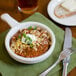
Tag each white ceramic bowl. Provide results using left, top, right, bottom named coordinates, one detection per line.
left=1, top=13, right=56, bottom=64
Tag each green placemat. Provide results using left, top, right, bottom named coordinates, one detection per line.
left=0, top=12, right=76, bottom=76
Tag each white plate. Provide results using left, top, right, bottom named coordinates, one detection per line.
left=47, top=0, right=76, bottom=26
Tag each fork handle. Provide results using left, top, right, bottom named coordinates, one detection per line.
left=39, top=60, right=60, bottom=76
left=62, top=63, right=68, bottom=76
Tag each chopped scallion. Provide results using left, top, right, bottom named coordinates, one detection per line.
left=18, top=34, right=21, bottom=39
left=26, top=40, right=32, bottom=45
left=23, top=33, right=26, bottom=38
left=26, top=36, right=32, bottom=41
left=33, top=26, right=37, bottom=30
left=28, top=26, right=32, bottom=30
left=30, top=44, right=33, bottom=48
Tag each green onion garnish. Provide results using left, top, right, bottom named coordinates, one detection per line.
left=18, top=34, right=21, bottom=39
left=26, top=36, right=32, bottom=41
left=28, top=26, right=32, bottom=30
left=26, top=40, right=32, bottom=45
left=30, top=43, right=33, bottom=48
left=23, top=33, right=26, bottom=38
left=33, top=26, right=37, bottom=30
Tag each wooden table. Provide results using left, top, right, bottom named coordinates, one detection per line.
left=0, top=0, right=76, bottom=76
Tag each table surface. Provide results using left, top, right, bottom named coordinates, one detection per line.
left=0, top=0, right=76, bottom=76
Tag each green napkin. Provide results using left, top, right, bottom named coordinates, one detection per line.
left=0, top=13, right=76, bottom=76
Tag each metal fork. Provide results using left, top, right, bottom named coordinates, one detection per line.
left=39, top=48, right=76, bottom=76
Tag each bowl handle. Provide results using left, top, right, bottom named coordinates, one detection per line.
left=0, top=13, right=20, bottom=28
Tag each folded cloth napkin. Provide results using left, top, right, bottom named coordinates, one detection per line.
left=0, top=12, right=76, bottom=76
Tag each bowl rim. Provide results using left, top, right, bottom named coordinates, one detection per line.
left=5, top=21, right=56, bottom=62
